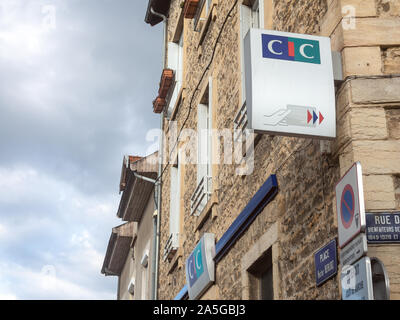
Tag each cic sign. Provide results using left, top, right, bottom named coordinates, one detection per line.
left=262, top=34, right=321, bottom=64
left=185, top=233, right=215, bottom=300
left=244, top=29, right=335, bottom=139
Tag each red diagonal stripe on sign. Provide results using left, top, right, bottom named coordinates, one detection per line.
left=343, top=197, right=352, bottom=214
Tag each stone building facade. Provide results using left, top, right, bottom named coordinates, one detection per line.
left=144, top=0, right=400, bottom=300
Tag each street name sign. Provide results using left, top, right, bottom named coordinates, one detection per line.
left=366, top=212, right=400, bottom=243
left=314, top=239, right=338, bottom=286
left=340, top=233, right=368, bottom=267
left=244, top=28, right=335, bottom=139
left=335, top=162, right=366, bottom=248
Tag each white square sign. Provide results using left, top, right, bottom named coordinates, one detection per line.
left=335, top=162, right=366, bottom=248
left=244, top=28, right=336, bottom=139
left=341, top=256, right=373, bottom=300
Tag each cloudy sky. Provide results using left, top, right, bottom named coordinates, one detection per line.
left=0, top=0, right=162, bottom=299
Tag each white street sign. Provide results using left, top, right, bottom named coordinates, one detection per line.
left=340, top=233, right=368, bottom=267
left=244, top=28, right=336, bottom=139
left=341, top=256, right=373, bottom=300
left=335, top=162, right=366, bottom=248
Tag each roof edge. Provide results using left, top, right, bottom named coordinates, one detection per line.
left=144, top=0, right=172, bottom=26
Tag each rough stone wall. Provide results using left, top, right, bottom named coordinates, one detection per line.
left=273, top=0, right=328, bottom=34
left=377, top=0, right=400, bottom=16
left=156, top=0, right=400, bottom=300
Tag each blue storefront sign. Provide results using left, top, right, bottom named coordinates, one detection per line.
left=314, top=239, right=338, bottom=286
left=187, top=242, right=204, bottom=287
left=185, top=233, right=215, bottom=300
left=366, top=212, right=400, bottom=243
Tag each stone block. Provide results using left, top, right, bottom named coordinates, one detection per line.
left=336, top=82, right=351, bottom=119
left=321, top=0, right=343, bottom=37
left=386, top=108, right=400, bottom=140
left=329, top=18, right=345, bottom=51
left=321, top=0, right=377, bottom=37
left=383, top=47, right=400, bottom=74
left=350, top=107, right=388, bottom=140
left=363, top=174, right=396, bottom=210
left=338, top=141, right=355, bottom=176
left=342, top=17, right=400, bottom=47
left=334, top=109, right=351, bottom=153
left=377, top=0, right=400, bottom=17
left=341, top=0, right=377, bottom=17
left=395, top=175, right=400, bottom=209
left=351, top=77, right=400, bottom=104
left=342, top=46, right=383, bottom=77
left=352, top=140, right=400, bottom=174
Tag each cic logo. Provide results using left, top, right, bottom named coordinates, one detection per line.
left=262, top=34, right=321, bottom=64
left=187, top=242, right=204, bottom=286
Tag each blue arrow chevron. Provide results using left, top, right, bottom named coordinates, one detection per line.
left=313, top=111, right=318, bottom=124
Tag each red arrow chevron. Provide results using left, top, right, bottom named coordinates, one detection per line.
left=307, top=110, right=312, bottom=124
left=319, top=112, right=324, bottom=124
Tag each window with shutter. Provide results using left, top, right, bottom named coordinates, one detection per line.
left=167, top=33, right=184, bottom=116
left=191, top=78, right=213, bottom=216
left=169, top=154, right=181, bottom=241
left=240, top=0, right=264, bottom=106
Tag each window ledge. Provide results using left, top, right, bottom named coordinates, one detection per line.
left=170, top=86, right=186, bottom=122
left=172, top=7, right=184, bottom=43
left=195, top=191, right=219, bottom=232
left=167, top=247, right=183, bottom=274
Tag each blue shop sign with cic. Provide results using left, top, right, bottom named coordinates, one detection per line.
left=185, top=233, right=215, bottom=300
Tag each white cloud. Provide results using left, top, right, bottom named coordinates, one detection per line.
left=0, top=165, right=119, bottom=299
left=0, top=293, right=17, bottom=300
left=0, top=223, right=6, bottom=238
left=0, top=0, right=161, bottom=300
left=0, top=262, right=113, bottom=300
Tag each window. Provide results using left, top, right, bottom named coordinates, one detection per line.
left=141, top=240, right=150, bottom=299
left=194, top=0, right=213, bottom=31
left=206, top=0, right=212, bottom=13
left=240, top=0, right=264, bottom=105
left=197, top=77, right=212, bottom=185
left=169, top=152, right=181, bottom=246
left=163, top=150, right=182, bottom=261
left=241, top=223, right=278, bottom=299
left=141, top=265, right=148, bottom=300
left=128, top=278, right=135, bottom=296
left=167, top=32, right=184, bottom=116
left=247, top=248, right=273, bottom=300
left=191, top=78, right=213, bottom=216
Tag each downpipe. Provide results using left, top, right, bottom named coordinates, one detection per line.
left=149, top=6, right=167, bottom=301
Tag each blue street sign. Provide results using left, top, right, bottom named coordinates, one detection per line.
left=315, top=239, right=338, bottom=286
left=366, top=212, right=400, bottom=243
